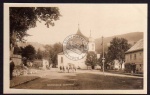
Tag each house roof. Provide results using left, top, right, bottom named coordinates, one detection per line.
left=126, top=39, right=143, bottom=53
left=58, top=52, right=64, bottom=55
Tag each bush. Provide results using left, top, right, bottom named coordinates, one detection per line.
left=13, top=65, right=26, bottom=76
left=12, top=64, right=38, bottom=76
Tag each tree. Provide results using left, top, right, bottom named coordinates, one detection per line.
left=35, top=48, right=43, bottom=59
left=10, top=7, right=61, bottom=56
left=97, top=52, right=110, bottom=70
left=85, top=51, right=97, bottom=69
left=43, top=42, right=63, bottom=67
left=13, top=46, right=22, bottom=55
left=21, top=45, right=36, bottom=60
left=107, top=37, right=131, bottom=69
left=50, top=43, right=63, bottom=67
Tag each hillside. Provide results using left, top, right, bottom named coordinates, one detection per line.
left=17, top=42, right=45, bottom=51
left=17, top=32, right=143, bottom=53
left=95, top=32, right=143, bottom=53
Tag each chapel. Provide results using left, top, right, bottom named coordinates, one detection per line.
left=57, top=25, right=98, bottom=69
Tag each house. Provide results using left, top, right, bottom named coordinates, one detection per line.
left=42, top=59, right=49, bottom=69
left=113, top=59, right=125, bottom=70
left=125, top=39, right=143, bottom=73
left=33, top=59, right=50, bottom=69
left=57, top=25, right=100, bottom=69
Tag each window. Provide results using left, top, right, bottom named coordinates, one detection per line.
left=130, top=54, right=132, bottom=60
left=139, top=64, right=142, bottom=71
left=134, top=54, right=136, bottom=60
left=139, top=53, right=141, bottom=56
left=61, top=57, right=63, bottom=63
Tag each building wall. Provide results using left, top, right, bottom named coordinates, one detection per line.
left=33, top=59, right=43, bottom=67
left=88, top=42, right=95, bottom=52
left=42, top=59, right=49, bottom=69
left=125, top=50, right=143, bottom=64
left=58, top=54, right=87, bottom=69
left=113, top=60, right=125, bottom=70
left=125, top=50, right=143, bottom=73
left=11, top=54, right=22, bottom=66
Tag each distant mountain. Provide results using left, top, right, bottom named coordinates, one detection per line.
left=17, top=32, right=143, bottom=53
left=17, top=42, right=45, bottom=51
left=95, top=32, right=143, bottom=53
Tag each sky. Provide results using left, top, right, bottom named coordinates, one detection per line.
left=25, top=4, right=147, bottom=45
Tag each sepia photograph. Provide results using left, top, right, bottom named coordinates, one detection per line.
left=4, top=3, right=147, bottom=94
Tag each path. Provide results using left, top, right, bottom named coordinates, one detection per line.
left=25, top=68, right=143, bottom=79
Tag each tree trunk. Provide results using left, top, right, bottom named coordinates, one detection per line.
left=10, top=43, right=14, bottom=57
left=10, top=31, right=17, bottom=57
left=120, top=63, right=122, bottom=70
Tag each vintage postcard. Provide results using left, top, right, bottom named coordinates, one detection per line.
left=4, top=3, right=147, bottom=94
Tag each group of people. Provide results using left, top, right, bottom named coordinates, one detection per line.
left=59, top=64, right=76, bottom=73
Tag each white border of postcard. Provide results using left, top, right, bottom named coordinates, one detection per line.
left=3, top=3, right=147, bottom=94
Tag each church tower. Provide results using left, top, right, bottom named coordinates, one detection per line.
left=88, top=30, right=95, bottom=52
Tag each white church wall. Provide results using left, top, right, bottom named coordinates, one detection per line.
left=58, top=55, right=64, bottom=68
left=58, top=54, right=87, bottom=69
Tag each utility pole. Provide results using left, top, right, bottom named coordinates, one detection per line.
left=102, top=36, right=105, bottom=75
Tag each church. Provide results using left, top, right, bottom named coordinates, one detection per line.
left=57, top=26, right=100, bottom=69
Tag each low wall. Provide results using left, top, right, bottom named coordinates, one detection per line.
left=11, top=55, right=22, bottom=66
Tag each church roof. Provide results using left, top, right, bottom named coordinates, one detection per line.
left=126, top=39, right=143, bottom=53
left=76, top=27, right=89, bottom=41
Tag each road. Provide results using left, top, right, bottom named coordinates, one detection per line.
left=13, top=68, right=143, bottom=90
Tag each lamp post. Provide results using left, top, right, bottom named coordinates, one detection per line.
left=102, top=36, right=105, bottom=75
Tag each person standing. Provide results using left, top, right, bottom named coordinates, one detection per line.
left=10, top=58, right=15, bottom=80
left=60, top=66, right=62, bottom=72
left=62, top=66, right=65, bottom=72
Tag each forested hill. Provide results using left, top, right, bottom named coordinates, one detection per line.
left=17, top=42, right=45, bottom=51
left=95, top=32, right=143, bottom=53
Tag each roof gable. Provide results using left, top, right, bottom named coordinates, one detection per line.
left=126, top=39, right=143, bottom=53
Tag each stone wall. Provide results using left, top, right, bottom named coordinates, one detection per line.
left=11, top=54, right=22, bottom=66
